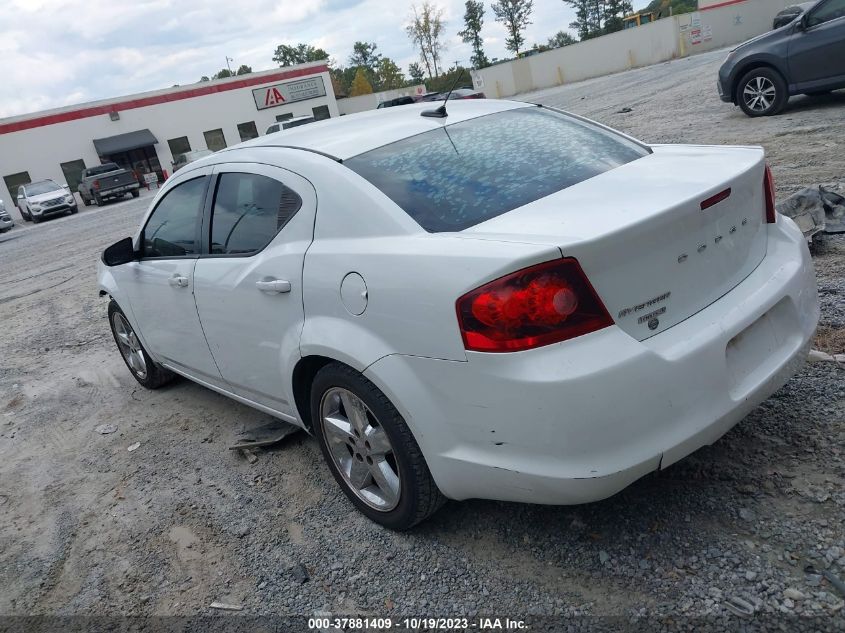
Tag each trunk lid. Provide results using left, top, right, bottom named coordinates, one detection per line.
left=462, top=145, right=769, bottom=341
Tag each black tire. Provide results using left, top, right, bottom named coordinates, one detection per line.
left=131, top=189, right=140, bottom=198
left=32, top=215, right=41, bottom=224
left=737, top=67, right=788, bottom=117
left=94, top=193, right=103, bottom=207
left=311, top=362, right=445, bottom=530
left=107, top=300, right=175, bottom=389
left=82, top=195, right=91, bottom=207
left=70, top=206, right=78, bottom=215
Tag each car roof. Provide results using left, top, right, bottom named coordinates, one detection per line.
left=230, top=99, right=530, bottom=161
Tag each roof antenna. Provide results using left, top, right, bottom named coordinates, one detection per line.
left=421, top=68, right=466, bottom=119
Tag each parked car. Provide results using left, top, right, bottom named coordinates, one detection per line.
left=377, top=96, right=416, bottom=109
left=421, top=88, right=486, bottom=102
left=0, top=199, right=13, bottom=232
left=16, top=180, right=77, bottom=223
left=99, top=100, right=819, bottom=529
left=78, top=163, right=141, bottom=206
left=266, top=115, right=316, bottom=134
left=773, top=1, right=817, bottom=29
left=718, top=0, right=845, bottom=116
left=172, top=149, right=213, bottom=172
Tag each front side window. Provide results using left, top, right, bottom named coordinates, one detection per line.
left=809, top=0, right=845, bottom=25
left=345, top=107, right=649, bottom=232
left=143, top=177, right=206, bottom=257
left=209, top=172, right=302, bottom=256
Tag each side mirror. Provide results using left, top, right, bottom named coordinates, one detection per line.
left=102, top=237, right=138, bottom=267
left=797, top=13, right=809, bottom=30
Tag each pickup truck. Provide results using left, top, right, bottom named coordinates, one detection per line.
left=77, top=163, right=140, bottom=206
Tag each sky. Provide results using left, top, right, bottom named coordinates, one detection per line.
left=0, top=0, right=587, bottom=119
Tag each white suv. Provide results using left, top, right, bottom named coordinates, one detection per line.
left=17, top=179, right=78, bottom=223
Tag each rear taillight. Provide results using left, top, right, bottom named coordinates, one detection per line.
left=764, top=164, right=776, bottom=224
left=94, top=179, right=101, bottom=190
left=456, top=258, right=614, bottom=352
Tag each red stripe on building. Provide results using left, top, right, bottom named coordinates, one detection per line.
left=700, top=0, right=747, bottom=10
left=0, top=64, right=329, bottom=135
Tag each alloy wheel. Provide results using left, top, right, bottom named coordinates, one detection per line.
left=112, top=312, right=148, bottom=380
left=743, top=76, right=776, bottom=113
left=319, top=387, right=401, bottom=511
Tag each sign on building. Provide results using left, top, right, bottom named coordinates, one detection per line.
left=252, top=77, right=327, bottom=110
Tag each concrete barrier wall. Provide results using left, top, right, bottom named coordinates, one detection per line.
left=337, top=85, right=426, bottom=116
left=472, top=0, right=798, bottom=98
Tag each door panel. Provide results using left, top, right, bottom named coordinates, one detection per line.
left=789, top=6, right=845, bottom=88
left=193, top=163, right=317, bottom=416
left=114, top=171, right=223, bottom=382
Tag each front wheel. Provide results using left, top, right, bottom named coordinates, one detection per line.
left=108, top=300, right=175, bottom=389
left=737, top=68, right=788, bottom=117
left=311, top=363, right=445, bottom=530
left=131, top=189, right=140, bottom=198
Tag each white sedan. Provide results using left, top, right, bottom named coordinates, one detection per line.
left=98, top=99, right=819, bottom=529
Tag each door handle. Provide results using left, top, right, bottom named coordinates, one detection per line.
left=169, top=274, right=189, bottom=288
left=256, top=279, right=292, bottom=294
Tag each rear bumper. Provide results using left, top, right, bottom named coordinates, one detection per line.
left=365, top=217, right=818, bottom=504
left=101, top=183, right=139, bottom=197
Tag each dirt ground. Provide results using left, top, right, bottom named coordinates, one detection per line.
left=1, top=49, right=844, bottom=628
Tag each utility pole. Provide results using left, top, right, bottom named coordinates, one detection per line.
left=453, top=60, right=461, bottom=71
left=225, top=56, right=234, bottom=74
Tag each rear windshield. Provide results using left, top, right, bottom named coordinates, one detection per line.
left=345, top=107, right=649, bottom=232
left=88, top=163, right=121, bottom=176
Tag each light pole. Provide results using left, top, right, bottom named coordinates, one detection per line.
left=226, top=56, right=234, bottom=74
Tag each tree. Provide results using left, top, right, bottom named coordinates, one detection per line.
left=272, top=43, right=329, bottom=66
left=491, top=0, right=534, bottom=56
left=199, top=76, right=210, bottom=82
left=603, top=0, right=634, bottom=33
left=547, top=30, right=577, bottom=48
left=349, top=68, right=374, bottom=96
left=408, top=62, right=425, bottom=84
left=375, top=58, right=406, bottom=90
left=406, top=2, right=446, bottom=79
left=565, top=0, right=593, bottom=40
left=458, top=0, right=489, bottom=69
left=349, top=41, right=381, bottom=71
left=235, top=64, right=252, bottom=75
left=211, top=68, right=233, bottom=79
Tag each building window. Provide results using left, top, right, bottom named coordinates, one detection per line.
left=204, top=129, right=227, bottom=152
left=4, top=172, right=31, bottom=204
left=275, top=113, right=294, bottom=123
left=60, top=160, right=87, bottom=193
left=168, top=136, right=191, bottom=157
left=312, top=105, right=331, bottom=121
left=237, top=122, right=259, bottom=142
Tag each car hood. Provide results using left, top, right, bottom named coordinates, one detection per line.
left=28, top=190, right=69, bottom=203
left=730, top=23, right=791, bottom=51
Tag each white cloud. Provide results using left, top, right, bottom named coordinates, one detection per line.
left=0, top=0, right=576, bottom=118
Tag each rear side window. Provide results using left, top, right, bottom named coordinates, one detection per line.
left=345, top=107, right=649, bottom=232
left=143, top=177, right=206, bottom=257
left=209, top=172, right=302, bottom=256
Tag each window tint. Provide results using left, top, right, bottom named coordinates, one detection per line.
left=237, top=121, right=259, bottom=142
left=204, top=129, right=227, bottom=151
left=210, top=172, right=302, bottom=256
left=143, top=177, right=206, bottom=257
left=168, top=136, right=191, bottom=157
left=809, top=0, right=845, bottom=24
left=345, top=107, right=649, bottom=232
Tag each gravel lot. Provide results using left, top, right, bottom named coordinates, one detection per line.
left=1, top=49, right=844, bottom=629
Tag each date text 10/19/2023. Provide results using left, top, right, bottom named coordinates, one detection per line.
left=307, top=617, right=528, bottom=630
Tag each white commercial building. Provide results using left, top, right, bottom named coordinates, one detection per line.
left=0, top=61, right=337, bottom=219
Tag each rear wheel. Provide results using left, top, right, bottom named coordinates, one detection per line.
left=82, top=195, right=91, bottom=207
left=737, top=68, right=788, bottom=117
left=311, top=362, right=445, bottom=530
left=94, top=193, right=103, bottom=207
left=108, top=300, right=175, bottom=389
left=131, top=189, right=140, bottom=198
